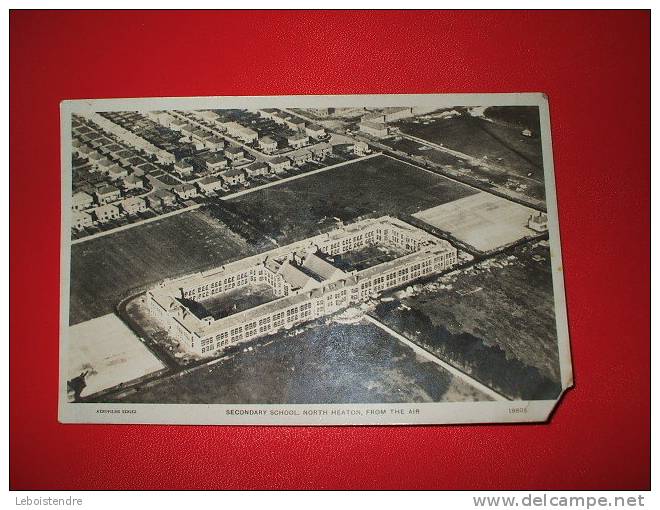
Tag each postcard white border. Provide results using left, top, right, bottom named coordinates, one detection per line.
left=58, top=93, right=573, bottom=425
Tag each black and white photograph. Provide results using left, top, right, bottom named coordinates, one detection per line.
left=59, top=94, right=572, bottom=425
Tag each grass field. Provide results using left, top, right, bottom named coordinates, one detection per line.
left=69, top=210, right=258, bottom=325
left=413, top=191, right=540, bottom=252
left=225, top=154, right=478, bottom=244
left=396, top=113, right=547, bottom=202
left=113, top=321, right=490, bottom=404
left=375, top=242, right=561, bottom=385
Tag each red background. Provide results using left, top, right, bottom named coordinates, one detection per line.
left=10, top=10, right=650, bottom=490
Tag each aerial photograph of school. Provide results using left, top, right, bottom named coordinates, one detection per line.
left=65, top=103, right=561, bottom=405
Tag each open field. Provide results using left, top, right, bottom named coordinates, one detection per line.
left=413, top=191, right=540, bottom=253
left=113, top=321, right=490, bottom=404
left=372, top=241, right=561, bottom=398
left=396, top=112, right=547, bottom=202
left=66, top=313, right=165, bottom=400
left=224, top=154, right=478, bottom=244
left=69, top=209, right=258, bottom=325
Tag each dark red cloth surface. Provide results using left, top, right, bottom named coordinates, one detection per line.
left=10, top=10, right=650, bottom=490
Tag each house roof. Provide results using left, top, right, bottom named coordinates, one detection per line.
left=222, top=168, right=245, bottom=178
left=302, top=253, right=344, bottom=282
left=174, top=160, right=193, bottom=168
left=73, top=210, right=92, bottom=220
left=270, top=156, right=290, bottom=164
left=95, top=203, right=119, bottom=214
left=97, top=185, right=119, bottom=195
left=108, top=165, right=126, bottom=175
left=151, top=189, right=175, bottom=199
left=360, top=120, right=388, bottom=130
left=72, top=191, right=93, bottom=204
left=307, top=124, right=324, bottom=131
left=288, top=133, right=308, bottom=141
left=278, top=262, right=318, bottom=291
left=247, top=162, right=269, bottom=171
left=206, top=155, right=227, bottom=165
left=124, top=174, right=142, bottom=183
left=174, top=183, right=197, bottom=193
left=122, top=196, right=145, bottom=206
left=225, top=146, right=243, bottom=154
left=260, top=136, right=276, bottom=144
left=199, top=175, right=222, bottom=185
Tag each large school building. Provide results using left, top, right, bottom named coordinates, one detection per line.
left=147, top=216, right=457, bottom=356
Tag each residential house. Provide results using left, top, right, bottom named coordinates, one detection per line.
left=311, top=142, right=332, bottom=160
left=94, top=204, right=121, bottom=223
left=197, top=175, right=224, bottom=194
left=205, top=135, right=225, bottom=152
left=121, top=196, right=147, bottom=215
left=205, top=154, right=228, bottom=172
left=245, top=161, right=270, bottom=178
left=268, top=156, right=292, bottom=174
left=285, top=117, right=306, bottom=132
left=288, top=133, right=309, bottom=149
left=123, top=174, right=144, bottom=190
left=305, top=124, right=326, bottom=139
left=259, top=136, right=277, bottom=154
left=97, top=158, right=116, bottom=174
left=147, top=189, right=177, bottom=209
left=220, top=168, right=246, bottom=187
left=291, top=150, right=313, bottom=166
left=353, top=141, right=370, bottom=156
left=174, top=160, right=194, bottom=178
left=108, top=165, right=129, bottom=180
left=95, top=185, right=121, bottom=205
left=191, top=128, right=209, bottom=150
left=72, top=191, right=93, bottom=211
left=272, top=112, right=290, bottom=125
left=173, top=183, right=199, bottom=200
left=87, top=151, right=104, bottom=169
left=72, top=210, right=93, bottom=230
left=225, top=146, right=245, bottom=161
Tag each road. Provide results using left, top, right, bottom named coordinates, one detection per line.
left=220, top=152, right=381, bottom=200
left=363, top=315, right=510, bottom=401
left=71, top=203, right=203, bottom=245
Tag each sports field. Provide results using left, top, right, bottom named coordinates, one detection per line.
left=413, top=191, right=540, bottom=252
left=69, top=209, right=258, bottom=325
left=225, top=154, right=478, bottom=244
left=66, top=313, right=165, bottom=400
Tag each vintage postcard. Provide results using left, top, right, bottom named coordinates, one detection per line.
left=59, top=93, right=572, bottom=425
